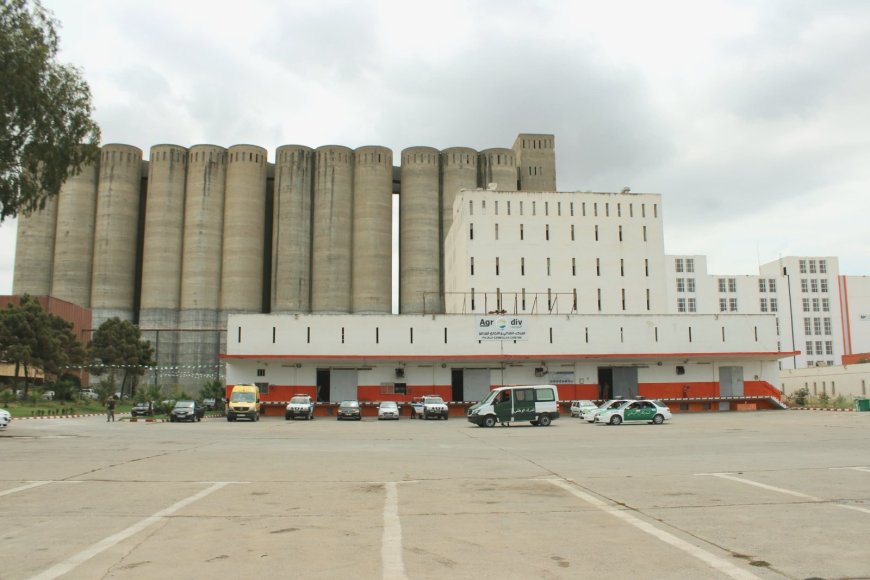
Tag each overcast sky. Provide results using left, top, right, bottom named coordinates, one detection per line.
left=2, top=0, right=869, bottom=294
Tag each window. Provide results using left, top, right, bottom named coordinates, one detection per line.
left=686, top=258, right=695, bottom=273
left=645, top=259, right=649, bottom=276
left=801, top=279, right=808, bottom=292
left=677, top=298, right=687, bottom=312
left=521, top=257, right=525, bottom=276
left=469, top=200, right=473, bottom=215
left=719, top=298, right=727, bottom=312
left=470, top=257, right=475, bottom=275
left=494, top=223, right=499, bottom=240
left=823, top=318, right=831, bottom=335
left=571, top=224, right=575, bottom=241
left=594, top=225, right=599, bottom=241
left=257, top=368, right=266, bottom=377
left=495, top=257, right=500, bottom=276
left=803, top=318, right=811, bottom=335
left=812, top=298, right=820, bottom=312
left=816, top=340, right=823, bottom=355
left=799, top=259, right=807, bottom=273
left=596, top=258, right=601, bottom=276
left=770, top=298, right=778, bottom=312
left=802, top=298, right=810, bottom=312
left=819, top=259, right=827, bottom=273
left=687, top=278, right=695, bottom=293
left=728, top=278, right=737, bottom=293
left=520, top=224, right=524, bottom=240
left=546, top=257, right=551, bottom=276
left=820, top=279, right=828, bottom=293
left=809, top=259, right=817, bottom=274
left=729, top=298, right=738, bottom=312
left=642, top=225, right=647, bottom=241
left=768, top=279, right=776, bottom=292
left=822, top=298, right=830, bottom=312
left=572, top=257, right=576, bottom=276
left=810, top=279, right=818, bottom=293
left=676, top=278, right=685, bottom=292
left=759, top=279, right=766, bottom=292
left=675, top=258, right=684, bottom=272
left=688, top=298, right=697, bottom=312
left=718, top=278, right=727, bottom=293
left=545, top=224, right=550, bottom=240
left=470, top=223, right=474, bottom=240
left=806, top=341, right=814, bottom=355
left=760, top=298, right=768, bottom=312
left=813, top=318, right=821, bottom=335
left=620, top=258, right=624, bottom=276
left=619, top=225, right=623, bottom=241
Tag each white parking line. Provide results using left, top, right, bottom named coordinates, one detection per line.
left=0, top=480, right=81, bottom=498
left=830, top=466, right=870, bottom=473
left=547, top=479, right=762, bottom=580
left=382, top=482, right=406, bottom=580
left=701, top=473, right=870, bottom=516
left=28, top=481, right=232, bottom=580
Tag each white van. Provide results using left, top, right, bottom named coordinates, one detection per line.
left=467, top=385, right=560, bottom=427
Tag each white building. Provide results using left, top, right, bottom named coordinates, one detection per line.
left=225, top=188, right=794, bottom=413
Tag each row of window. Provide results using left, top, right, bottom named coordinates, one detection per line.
left=469, top=199, right=658, bottom=219
left=674, top=258, right=695, bottom=273
left=805, top=341, right=834, bottom=356
left=799, top=259, right=828, bottom=274
left=802, top=317, right=832, bottom=336
left=675, top=278, right=696, bottom=292
left=470, top=257, right=652, bottom=277
left=800, top=278, right=829, bottom=293
left=470, top=223, right=649, bottom=242
left=758, top=279, right=778, bottom=292
left=468, top=288, right=652, bottom=312
left=718, top=278, right=737, bottom=293
left=759, top=298, right=779, bottom=312
left=802, top=298, right=831, bottom=312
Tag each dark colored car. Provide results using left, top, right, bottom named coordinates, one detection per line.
left=131, top=401, right=154, bottom=417
left=170, top=400, right=204, bottom=422
left=337, top=400, right=361, bottom=421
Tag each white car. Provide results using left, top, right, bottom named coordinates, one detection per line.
left=377, top=401, right=400, bottom=420
left=597, top=399, right=672, bottom=425
left=420, top=395, right=449, bottom=420
left=581, top=399, right=632, bottom=423
left=0, top=408, right=11, bottom=431
left=570, top=400, right=598, bottom=417
left=285, top=394, right=315, bottom=420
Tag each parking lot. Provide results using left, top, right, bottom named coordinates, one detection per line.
left=2, top=411, right=869, bottom=579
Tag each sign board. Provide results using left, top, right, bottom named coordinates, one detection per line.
left=549, top=371, right=575, bottom=384
left=477, top=316, right=528, bottom=341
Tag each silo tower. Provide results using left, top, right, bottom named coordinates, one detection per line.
left=311, top=145, right=354, bottom=313
left=13, top=195, right=58, bottom=296
left=479, top=148, right=517, bottom=191
left=272, top=145, right=314, bottom=313
left=90, top=144, right=143, bottom=328
left=513, top=133, right=556, bottom=191
left=352, top=145, right=393, bottom=313
left=139, top=144, right=188, bottom=383
left=440, top=147, right=478, bottom=312
left=399, top=146, right=441, bottom=314
left=50, top=162, right=99, bottom=307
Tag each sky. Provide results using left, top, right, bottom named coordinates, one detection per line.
left=2, top=0, right=869, bottom=294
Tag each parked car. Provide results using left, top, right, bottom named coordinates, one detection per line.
left=336, top=400, right=361, bottom=421
left=170, top=400, right=204, bottom=422
left=419, top=395, right=449, bottom=420
left=80, top=388, right=99, bottom=400
left=41, top=390, right=55, bottom=401
left=377, top=401, right=400, bottom=420
left=581, top=399, right=632, bottom=423
left=131, top=401, right=154, bottom=417
left=570, top=400, right=598, bottom=418
left=202, top=398, right=216, bottom=410
left=285, top=394, right=315, bottom=420
left=0, top=408, right=11, bottom=431
left=597, top=399, right=672, bottom=425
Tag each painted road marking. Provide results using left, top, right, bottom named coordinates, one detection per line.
left=0, top=481, right=81, bottom=498
left=701, top=473, right=870, bottom=516
left=830, top=466, right=870, bottom=473
left=547, top=478, right=762, bottom=580
left=382, top=482, right=406, bottom=580
left=29, top=481, right=233, bottom=580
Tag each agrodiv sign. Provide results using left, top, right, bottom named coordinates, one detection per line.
left=476, top=317, right=528, bottom=341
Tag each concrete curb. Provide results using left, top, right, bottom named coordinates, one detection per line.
left=791, top=407, right=856, bottom=412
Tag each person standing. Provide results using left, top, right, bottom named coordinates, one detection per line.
left=106, top=396, right=116, bottom=422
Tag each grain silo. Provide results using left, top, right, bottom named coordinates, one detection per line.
left=512, top=133, right=556, bottom=191
left=50, top=162, right=99, bottom=307
left=13, top=195, right=58, bottom=296
left=399, top=146, right=441, bottom=314
left=139, top=145, right=188, bottom=381
left=220, top=144, right=268, bottom=317
left=440, top=147, right=478, bottom=312
left=311, top=145, right=354, bottom=313
left=479, top=148, right=517, bottom=191
left=272, top=145, right=314, bottom=313
left=352, top=145, right=393, bottom=313
left=90, top=144, right=143, bottom=327
left=178, top=144, right=227, bottom=380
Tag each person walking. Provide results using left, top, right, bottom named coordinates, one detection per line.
left=106, top=396, right=116, bottom=422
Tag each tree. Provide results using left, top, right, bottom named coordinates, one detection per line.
left=0, top=294, right=86, bottom=393
left=89, top=318, right=154, bottom=398
left=0, top=0, right=100, bottom=221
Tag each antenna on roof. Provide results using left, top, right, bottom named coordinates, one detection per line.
left=621, top=186, right=631, bottom=194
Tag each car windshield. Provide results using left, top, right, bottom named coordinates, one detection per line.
left=340, top=401, right=359, bottom=408
left=175, top=401, right=194, bottom=408
left=380, top=402, right=398, bottom=409
left=231, top=392, right=255, bottom=403
left=424, top=397, right=444, bottom=404
left=480, top=390, right=499, bottom=405
left=290, top=396, right=310, bottom=404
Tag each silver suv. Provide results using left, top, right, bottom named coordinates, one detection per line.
left=285, top=394, right=315, bottom=420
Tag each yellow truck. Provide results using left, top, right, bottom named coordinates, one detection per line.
left=227, top=384, right=261, bottom=422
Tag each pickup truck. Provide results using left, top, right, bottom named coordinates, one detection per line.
left=412, top=395, right=449, bottom=420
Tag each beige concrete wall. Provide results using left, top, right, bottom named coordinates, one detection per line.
left=13, top=194, right=57, bottom=296
left=479, top=148, right=516, bottom=191
left=352, top=146, right=393, bottom=313
left=513, top=133, right=556, bottom=191
left=780, top=364, right=870, bottom=398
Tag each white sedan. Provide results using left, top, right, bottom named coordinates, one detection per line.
left=377, top=401, right=400, bottom=420
left=570, top=400, right=598, bottom=417
left=580, top=399, right=632, bottom=423
left=597, top=400, right=672, bottom=425
left=0, top=408, right=11, bottom=431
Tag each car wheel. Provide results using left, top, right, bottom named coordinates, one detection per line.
left=610, top=415, right=623, bottom=425
left=652, top=414, right=664, bottom=425
left=443, top=414, right=448, bottom=420
left=483, top=415, right=496, bottom=428
left=530, top=421, right=539, bottom=426
left=539, top=414, right=552, bottom=427
left=422, top=412, right=428, bottom=420
left=197, top=416, right=201, bottom=422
